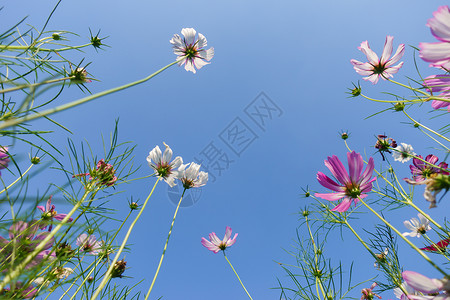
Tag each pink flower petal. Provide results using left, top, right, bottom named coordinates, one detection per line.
left=428, top=6, right=450, bottom=42
left=402, top=271, right=443, bottom=293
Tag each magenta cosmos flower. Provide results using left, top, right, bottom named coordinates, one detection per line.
left=351, top=36, right=405, bottom=84
left=402, top=270, right=450, bottom=300
left=0, top=146, right=10, bottom=175
left=419, top=6, right=450, bottom=70
left=421, top=237, right=450, bottom=252
left=170, top=28, right=214, bottom=74
left=315, top=151, right=376, bottom=212
left=0, top=221, right=55, bottom=270
left=410, top=154, right=449, bottom=182
left=424, top=74, right=450, bottom=111
left=201, top=226, right=238, bottom=253
left=37, top=196, right=73, bottom=231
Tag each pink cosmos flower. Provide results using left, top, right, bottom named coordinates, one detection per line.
left=170, top=28, right=214, bottom=74
left=394, top=281, right=420, bottom=300
left=361, top=282, right=381, bottom=300
left=37, top=196, right=73, bottom=231
left=409, top=154, right=449, bottom=182
left=424, top=74, right=450, bottom=111
left=201, top=226, right=238, bottom=253
left=402, top=270, right=450, bottom=300
left=76, top=234, right=103, bottom=255
left=0, top=221, right=55, bottom=270
left=419, top=6, right=450, bottom=70
left=315, top=151, right=376, bottom=212
left=0, top=146, right=10, bottom=175
left=351, top=36, right=405, bottom=84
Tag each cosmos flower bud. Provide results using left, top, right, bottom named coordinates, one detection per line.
left=111, top=259, right=127, bottom=278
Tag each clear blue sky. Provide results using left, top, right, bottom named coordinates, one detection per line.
left=3, top=1, right=449, bottom=299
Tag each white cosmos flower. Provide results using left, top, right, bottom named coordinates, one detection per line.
left=177, top=162, right=208, bottom=189
left=402, top=213, right=431, bottom=238
left=170, top=28, right=214, bottom=74
left=392, top=143, right=415, bottom=163
left=146, top=143, right=183, bottom=187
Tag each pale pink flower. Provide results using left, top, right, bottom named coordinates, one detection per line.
left=315, top=151, right=376, bottom=212
left=393, top=282, right=420, bottom=300
left=419, top=6, right=450, bottom=70
left=147, top=143, right=183, bottom=187
left=351, top=36, right=405, bottom=84
left=424, top=75, right=450, bottom=111
left=170, top=28, right=214, bottom=73
left=201, top=226, right=238, bottom=253
left=177, top=162, right=208, bottom=189
left=402, top=270, right=450, bottom=300
left=76, top=234, right=103, bottom=255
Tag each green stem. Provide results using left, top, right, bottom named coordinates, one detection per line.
left=0, top=164, right=34, bottom=195
left=145, top=189, right=186, bottom=300
left=358, top=197, right=448, bottom=277
left=428, top=96, right=450, bottom=103
left=0, top=43, right=93, bottom=53
left=0, top=77, right=73, bottom=94
left=0, top=59, right=181, bottom=130
left=402, top=110, right=450, bottom=143
left=361, top=94, right=425, bottom=104
left=388, top=79, right=430, bottom=96
left=223, top=253, right=253, bottom=300
left=0, top=183, right=94, bottom=291
left=305, top=217, right=326, bottom=299
left=90, top=177, right=161, bottom=300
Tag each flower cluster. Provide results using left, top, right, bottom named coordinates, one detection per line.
left=147, top=143, right=208, bottom=189
left=74, top=159, right=117, bottom=187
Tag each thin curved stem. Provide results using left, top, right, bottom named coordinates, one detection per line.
left=223, top=253, right=253, bottom=300
left=0, top=77, right=73, bottom=94
left=388, top=79, right=429, bottom=96
left=0, top=164, right=34, bottom=195
left=145, top=189, right=186, bottom=300
left=0, top=59, right=182, bottom=130
left=361, top=94, right=425, bottom=104
left=402, top=111, right=450, bottom=143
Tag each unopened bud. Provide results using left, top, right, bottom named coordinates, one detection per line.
left=111, top=259, right=127, bottom=278
left=31, top=156, right=41, bottom=164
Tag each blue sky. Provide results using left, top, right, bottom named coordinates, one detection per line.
left=2, top=1, right=450, bottom=299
